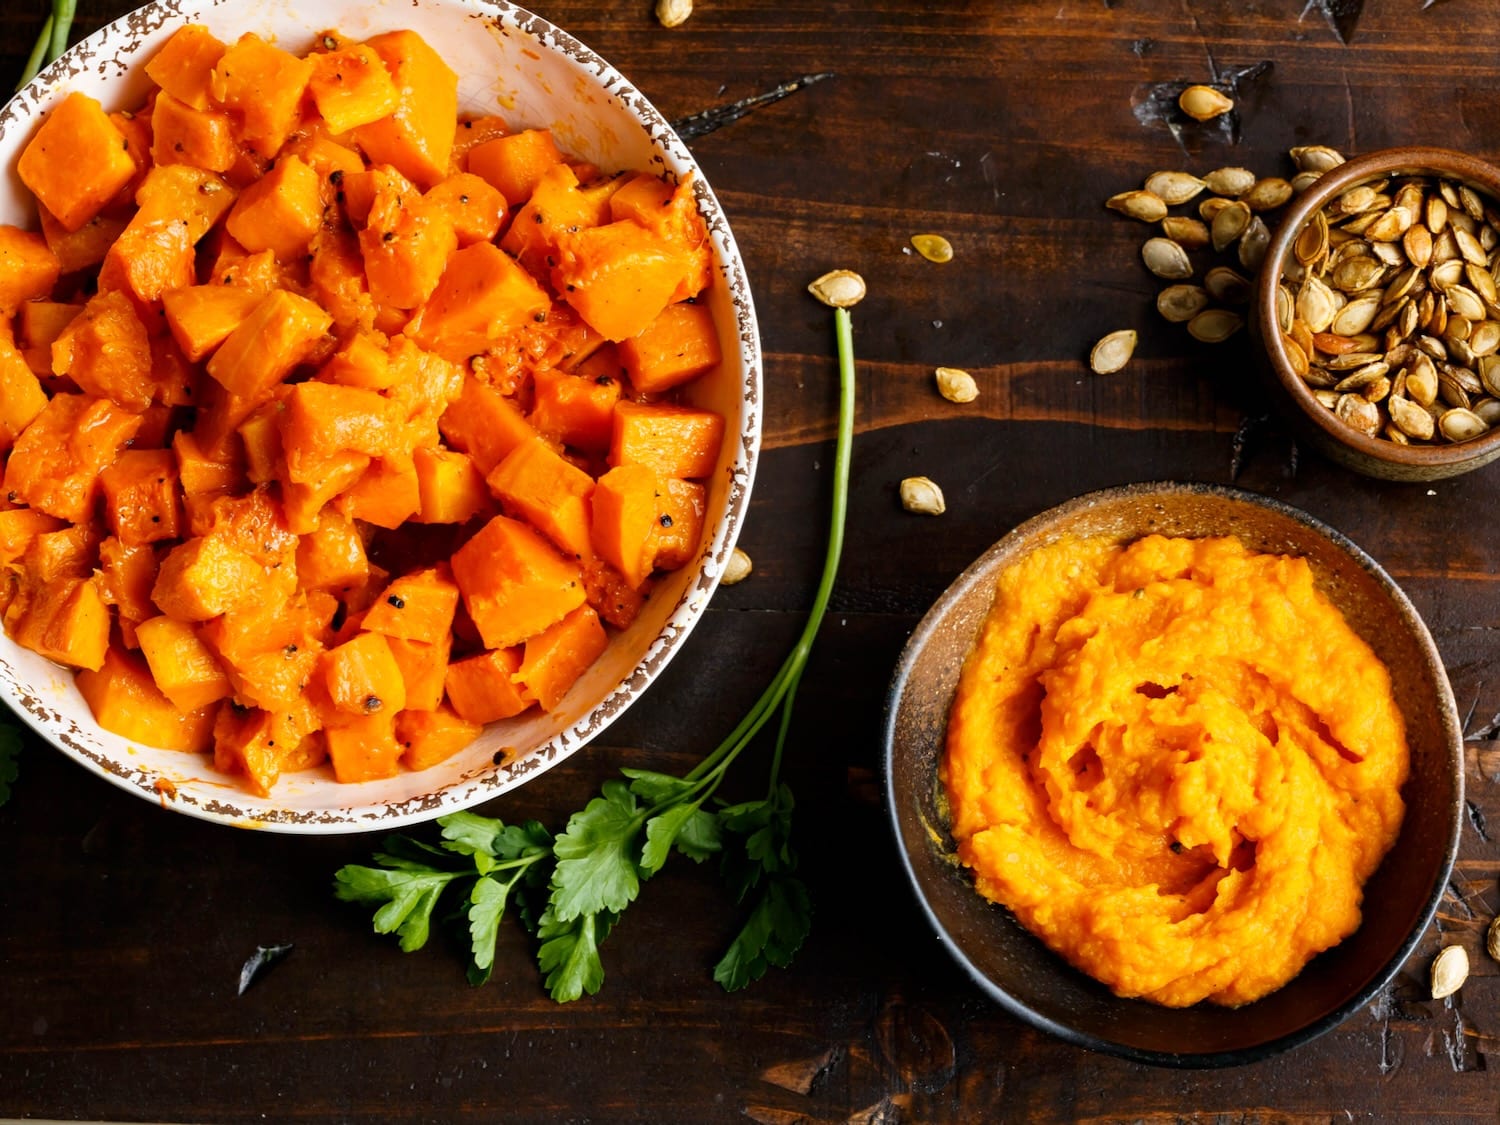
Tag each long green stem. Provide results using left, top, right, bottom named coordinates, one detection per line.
left=48, top=1, right=77, bottom=67
left=14, top=15, right=52, bottom=92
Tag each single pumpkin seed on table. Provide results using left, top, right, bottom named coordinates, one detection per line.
left=934, top=366, right=979, bottom=403
left=1210, top=200, right=1252, bottom=252
left=807, top=269, right=867, bottom=308
left=911, top=233, right=953, bottom=263
left=1238, top=216, right=1271, bottom=271
left=1487, top=916, right=1500, bottom=963
left=1204, top=266, right=1252, bottom=304
left=1107, top=190, right=1169, bottom=222
left=1090, top=329, right=1137, bottom=374
left=1245, top=177, right=1294, bottom=212
left=1187, top=308, right=1243, bottom=343
left=899, top=476, right=946, bottom=515
left=1178, top=84, right=1234, bottom=121
left=1142, top=237, right=1193, bottom=279
left=1430, top=945, right=1469, bottom=1000
left=720, top=547, right=753, bottom=586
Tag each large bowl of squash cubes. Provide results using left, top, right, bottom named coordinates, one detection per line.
left=0, top=0, right=760, bottom=830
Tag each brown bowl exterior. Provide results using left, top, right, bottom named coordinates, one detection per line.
left=1254, top=146, right=1500, bottom=481
left=882, top=482, right=1463, bottom=1067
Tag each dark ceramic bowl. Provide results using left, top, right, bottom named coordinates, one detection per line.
left=1254, top=146, right=1500, bottom=481
left=883, top=482, right=1463, bottom=1067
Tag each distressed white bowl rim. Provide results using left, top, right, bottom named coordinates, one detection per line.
left=0, top=0, right=761, bottom=832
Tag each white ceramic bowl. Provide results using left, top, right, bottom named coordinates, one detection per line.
left=0, top=0, right=760, bottom=831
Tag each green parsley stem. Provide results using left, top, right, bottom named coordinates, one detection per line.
left=14, top=15, right=53, bottom=91
left=49, top=1, right=77, bottom=66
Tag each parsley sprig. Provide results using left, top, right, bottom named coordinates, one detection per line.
left=16, top=2, right=77, bottom=92
left=336, top=278, right=860, bottom=999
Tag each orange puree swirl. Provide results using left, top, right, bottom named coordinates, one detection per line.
left=941, top=534, right=1409, bottom=1008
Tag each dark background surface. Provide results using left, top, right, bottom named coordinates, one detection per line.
left=3, top=1, right=1500, bottom=1121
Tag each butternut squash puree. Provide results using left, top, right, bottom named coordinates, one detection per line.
left=941, top=534, right=1409, bottom=1008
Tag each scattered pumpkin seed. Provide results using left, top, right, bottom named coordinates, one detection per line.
left=1245, top=177, right=1294, bottom=212
left=1162, top=216, right=1211, bottom=250
left=1157, top=284, right=1210, bottom=323
left=1203, top=266, right=1251, bottom=305
left=1107, top=190, right=1169, bottom=223
left=1430, top=945, right=1469, bottom=1000
left=1210, top=200, right=1252, bottom=252
left=1089, top=329, right=1137, bottom=374
left=1290, top=145, right=1346, bottom=174
left=1142, top=237, right=1193, bottom=279
left=1145, top=171, right=1207, bottom=206
left=1186, top=308, right=1243, bottom=343
left=1179, top=84, right=1234, bottom=122
left=1203, top=166, right=1256, bottom=197
left=934, top=366, right=979, bottom=403
left=807, top=269, right=867, bottom=308
left=899, top=476, right=946, bottom=515
left=655, top=0, right=694, bottom=27
left=720, top=547, right=753, bottom=585
left=1487, top=917, right=1500, bottom=963
left=911, top=233, right=954, bottom=263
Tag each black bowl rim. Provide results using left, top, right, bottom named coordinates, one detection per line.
left=881, top=480, right=1463, bottom=1068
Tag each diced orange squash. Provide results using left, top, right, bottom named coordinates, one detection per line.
left=320, top=331, right=395, bottom=390
left=50, top=289, right=154, bottom=411
left=17, top=92, right=138, bottom=232
left=0, top=509, right=65, bottom=564
left=150, top=92, right=236, bottom=173
left=582, top=557, right=645, bottom=631
left=135, top=614, right=234, bottom=713
left=145, top=24, right=227, bottom=111
left=206, top=289, right=333, bottom=399
left=20, top=524, right=99, bottom=585
left=96, top=220, right=195, bottom=306
left=324, top=711, right=404, bottom=783
left=486, top=435, right=595, bottom=561
left=99, top=448, right=183, bottom=546
left=11, top=576, right=110, bottom=671
left=444, top=646, right=534, bottom=724
left=134, top=164, right=238, bottom=240
left=199, top=598, right=322, bottom=711
left=198, top=486, right=298, bottom=575
left=225, top=155, right=323, bottom=261
left=412, top=447, right=489, bottom=524
left=498, top=163, right=591, bottom=275
left=386, top=634, right=450, bottom=712
left=608, top=172, right=675, bottom=227
left=161, top=284, right=264, bottom=362
left=333, top=457, right=421, bottom=529
left=284, top=133, right=366, bottom=194
left=279, top=450, right=368, bottom=535
left=309, top=225, right=377, bottom=333
left=296, top=511, right=368, bottom=592
left=0, top=328, right=48, bottom=453
left=618, top=300, right=721, bottom=394
left=467, top=128, right=564, bottom=207
left=361, top=566, right=460, bottom=644
left=397, top=703, right=480, bottom=770
left=96, top=536, right=158, bottom=648
left=279, top=380, right=398, bottom=484
left=37, top=207, right=128, bottom=276
left=450, top=514, right=586, bottom=650
left=353, top=30, right=458, bottom=190
left=209, top=33, right=315, bottom=160
left=552, top=219, right=693, bottom=341
left=408, top=241, right=550, bottom=362
left=78, top=645, right=215, bottom=750
left=609, top=400, right=725, bottom=479
left=358, top=164, right=458, bottom=310
left=0, top=225, right=60, bottom=313
left=437, top=376, right=537, bottom=474
left=322, top=630, right=407, bottom=716
left=237, top=399, right=285, bottom=484
left=173, top=429, right=243, bottom=533
left=649, top=477, right=707, bottom=572
left=108, top=109, right=153, bottom=204
left=212, top=701, right=320, bottom=796
left=150, top=534, right=268, bottom=622
left=452, top=115, right=511, bottom=167
left=420, top=173, right=505, bottom=245
left=3, top=394, right=143, bottom=523
left=590, top=463, right=660, bottom=590
left=17, top=299, right=81, bottom=354
left=207, top=241, right=291, bottom=293
left=513, top=604, right=607, bottom=711
left=530, top=364, right=621, bottom=453
left=307, top=44, right=401, bottom=134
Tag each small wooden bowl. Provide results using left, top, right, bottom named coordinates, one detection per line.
left=882, top=482, right=1462, bottom=1067
left=1254, top=146, right=1500, bottom=480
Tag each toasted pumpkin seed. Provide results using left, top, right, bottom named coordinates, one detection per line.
left=934, top=366, right=979, bottom=403
left=911, top=233, right=954, bottom=263
left=1162, top=216, right=1211, bottom=250
left=1244, top=177, right=1293, bottom=212
left=1089, top=329, right=1138, bottom=374
left=1440, top=407, right=1488, bottom=442
left=808, top=269, right=867, bottom=308
left=1157, top=284, right=1210, bottom=323
left=899, top=476, right=946, bottom=515
left=1203, top=166, right=1255, bottom=197
left=1144, top=171, right=1206, bottom=205
left=1107, top=190, right=1168, bottom=222
left=1142, top=237, right=1193, bottom=279
left=1186, top=308, right=1243, bottom=343
left=720, top=547, right=752, bottom=585
left=1290, top=145, right=1345, bottom=174
left=1204, top=266, right=1252, bottom=305
left=1179, top=85, right=1234, bottom=122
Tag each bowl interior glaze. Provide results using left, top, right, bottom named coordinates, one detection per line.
left=0, top=0, right=760, bottom=832
left=883, top=482, right=1462, bottom=1066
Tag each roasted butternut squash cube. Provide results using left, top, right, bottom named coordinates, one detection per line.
left=609, top=400, right=725, bottom=479
left=17, top=92, right=138, bottom=232
left=648, top=477, right=707, bottom=572
left=320, top=331, right=395, bottom=390
left=437, top=376, right=537, bottom=474
left=412, top=447, right=489, bottom=525
left=407, top=241, right=550, bottom=362
left=38, top=207, right=128, bottom=275
left=333, top=457, right=421, bottom=529
left=211, top=703, right=283, bottom=796
left=135, top=615, right=234, bottom=713
left=308, top=44, right=401, bottom=134
left=322, top=631, right=407, bottom=717
left=450, top=515, right=586, bottom=650
left=99, top=448, right=183, bottom=546
left=199, top=598, right=322, bottom=712
left=0, top=509, right=65, bottom=565
left=236, top=399, right=286, bottom=485
left=280, top=451, right=369, bottom=536
left=553, top=220, right=693, bottom=342
left=397, top=703, right=481, bottom=770
left=513, top=604, right=608, bottom=711
left=206, top=289, right=333, bottom=400
left=590, top=463, right=660, bottom=590
left=358, top=165, right=458, bottom=310
left=150, top=535, right=268, bottom=622
left=0, top=328, right=48, bottom=454
left=361, top=566, right=460, bottom=644
left=296, top=511, right=369, bottom=592
left=323, top=711, right=404, bottom=783
left=145, top=24, right=227, bottom=111
left=352, top=30, right=458, bottom=190
left=209, top=33, right=315, bottom=160
left=0, top=225, right=60, bottom=314
left=225, top=155, right=323, bottom=262
left=467, top=128, right=564, bottom=207
left=486, top=435, right=596, bottom=561
left=96, top=537, right=158, bottom=648
left=617, top=300, right=721, bottom=395
left=150, top=92, right=236, bottom=173
left=499, top=163, right=608, bottom=276
left=386, top=635, right=450, bottom=712
left=529, top=365, right=621, bottom=454
left=11, top=575, right=110, bottom=671
left=51, top=289, right=154, bottom=412
left=444, top=646, right=533, bottom=724
left=309, top=225, right=377, bottom=333
left=78, top=646, right=216, bottom=751
left=420, top=173, right=505, bottom=246
left=3, top=394, right=143, bottom=524
left=162, top=284, right=264, bottom=363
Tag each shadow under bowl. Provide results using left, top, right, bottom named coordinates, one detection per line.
left=882, top=481, right=1462, bottom=1067
left=1254, top=145, right=1500, bottom=481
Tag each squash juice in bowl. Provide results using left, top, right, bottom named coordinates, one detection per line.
left=943, top=532, right=1409, bottom=1007
left=0, top=0, right=759, bottom=831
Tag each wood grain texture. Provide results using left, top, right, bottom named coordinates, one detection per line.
left=3, top=1, right=1500, bottom=1121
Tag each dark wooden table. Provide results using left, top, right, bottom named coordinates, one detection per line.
left=4, top=1, right=1500, bottom=1120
